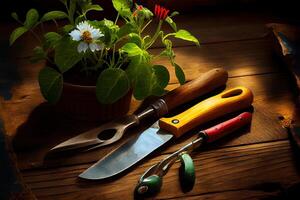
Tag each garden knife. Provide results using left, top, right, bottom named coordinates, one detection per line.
left=49, top=68, right=228, bottom=153
left=79, top=86, right=253, bottom=180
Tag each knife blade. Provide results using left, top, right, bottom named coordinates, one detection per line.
left=79, top=86, right=253, bottom=180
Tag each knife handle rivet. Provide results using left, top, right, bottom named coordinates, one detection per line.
left=172, top=119, right=180, bottom=124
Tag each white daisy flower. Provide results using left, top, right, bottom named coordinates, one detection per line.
left=69, top=21, right=104, bottom=53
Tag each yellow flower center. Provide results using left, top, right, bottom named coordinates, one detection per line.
left=81, top=31, right=93, bottom=43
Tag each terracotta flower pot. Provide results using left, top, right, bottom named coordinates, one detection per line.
left=54, top=82, right=132, bottom=122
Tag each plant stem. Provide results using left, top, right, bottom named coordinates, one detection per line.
left=100, top=47, right=104, bottom=60
left=145, top=20, right=163, bottom=49
left=141, top=19, right=152, bottom=33
left=112, top=44, right=116, bottom=67
left=29, top=29, right=42, bottom=43
left=82, top=56, right=89, bottom=76
left=41, top=22, right=45, bottom=34
left=53, top=19, right=59, bottom=31
left=92, top=52, right=99, bottom=63
left=114, top=13, right=120, bottom=24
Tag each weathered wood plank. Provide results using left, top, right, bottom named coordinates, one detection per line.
left=21, top=140, right=300, bottom=200
left=162, top=190, right=281, bottom=200
left=152, top=38, right=280, bottom=83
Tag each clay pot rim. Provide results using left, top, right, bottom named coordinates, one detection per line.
left=63, top=81, right=96, bottom=89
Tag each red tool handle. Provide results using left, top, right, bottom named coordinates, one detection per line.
left=203, top=112, right=252, bottom=143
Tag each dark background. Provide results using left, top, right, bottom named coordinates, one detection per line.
left=1, top=0, right=300, bottom=24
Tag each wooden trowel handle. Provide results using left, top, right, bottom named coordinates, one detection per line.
left=160, top=68, right=228, bottom=115
left=159, top=87, right=253, bottom=138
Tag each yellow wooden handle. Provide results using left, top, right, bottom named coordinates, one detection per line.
left=159, top=86, right=253, bottom=138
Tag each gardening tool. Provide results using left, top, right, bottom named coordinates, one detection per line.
left=134, top=112, right=252, bottom=198
left=79, top=86, right=253, bottom=180
left=49, top=68, right=228, bottom=153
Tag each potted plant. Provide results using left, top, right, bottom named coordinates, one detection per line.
left=9, top=0, right=199, bottom=121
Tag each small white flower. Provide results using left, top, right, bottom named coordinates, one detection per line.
left=69, top=21, right=104, bottom=53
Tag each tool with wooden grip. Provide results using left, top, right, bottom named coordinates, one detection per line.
left=49, top=68, right=228, bottom=153
left=79, top=87, right=253, bottom=180
left=134, top=112, right=253, bottom=198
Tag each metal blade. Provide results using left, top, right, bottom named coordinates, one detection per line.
left=49, top=127, right=104, bottom=153
left=79, top=123, right=173, bottom=180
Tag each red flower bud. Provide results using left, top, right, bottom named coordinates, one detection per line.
left=137, top=5, right=143, bottom=10
left=133, top=5, right=143, bottom=17
left=154, top=4, right=170, bottom=20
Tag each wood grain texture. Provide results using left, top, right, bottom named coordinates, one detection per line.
left=21, top=140, right=300, bottom=199
left=152, top=38, right=280, bottom=83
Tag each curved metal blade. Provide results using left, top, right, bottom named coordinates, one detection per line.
left=49, top=126, right=104, bottom=153
left=79, top=124, right=173, bottom=180
left=48, top=115, right=139, bottom=154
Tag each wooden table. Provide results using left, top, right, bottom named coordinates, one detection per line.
left=1, top=10, right=300, bottom=199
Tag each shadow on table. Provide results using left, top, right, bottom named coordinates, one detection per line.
left=12, top=102, right=100, bottom=151
left=10, top=98, right=155, bottom=168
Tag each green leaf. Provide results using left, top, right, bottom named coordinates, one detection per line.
left=163, top=39, right=173, bottom=49
left=96, top=68, right=130, bottom=104
left=54, top=37, right=83, bottom=73
left=83, top=4, right=103, bottom=14
left=166, top=17, right=177, bottom=32
left=138, top=7, right=153, bottom=19
left=153, top=65, right=170, bottom=88
left=118, top=23, right=136, bottom=38
left=41, top=11, right=68, bottom=22
left=112, top=0, right=131, bottom=17
left=128, top=33, right=142, bottom=47
left=62, top=24, right=75, bottom=33
left=24, top=9, right=39, bottom=29
left=175, top=29, right=199, bottom=45
left=151, top=65, right=169, bottom=96
left=126, top=56, right=141, bottom=85
left=132, top=62, right=153, bottom=100
left=151, top=84, right=165, bottom=96
left=170, top=11, right=179, bottom=18
left=112, top=0, right=129, bottom=11
left=121, top=43, right=143, bottom=57
left=9, top=27, right=28, bottom=45
left=99, top=19, right=119, bottom=30
left=31, top=46, right=47, bottom=63
left=78, top=0, right=92, bottom=7
left=75, top=15, right=86, bottom=24
left=38, top=67, right=63, bottom=104
left=160, top=39, right=175, bottom=59
left=90, top=19, right=119, bottom=46
left=44, top=32, right=62, bottom=48
left=174, top=63, right=185, bottom=85
left=11, top=12, right=19, bottom=21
